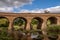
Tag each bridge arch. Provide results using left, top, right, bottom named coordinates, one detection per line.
left=31, top=17, right=43, bottom=30
left=30, top=17, right=44, bottom=40
left=0, top=16, right=9, bottom=31
left=47, top=16, right=57, bottom=25
left=13, top=17, right=27, bottom=30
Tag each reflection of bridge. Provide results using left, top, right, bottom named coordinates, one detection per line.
left=0, top=12, right=60, bottom=40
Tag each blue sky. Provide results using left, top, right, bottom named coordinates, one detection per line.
left=21, top=0, right=60, bottom=9
left=0, top=0, right=60, bottom=13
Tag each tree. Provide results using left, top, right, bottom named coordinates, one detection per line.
left=44, top=10, right=50, bottom=13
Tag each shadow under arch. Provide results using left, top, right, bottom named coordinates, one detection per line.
left=47, top=16, right=57, bottom=25
left=13, top=17, right=27, bottom=30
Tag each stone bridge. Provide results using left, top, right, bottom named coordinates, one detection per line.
left=0, top=12, right=60, bottom=40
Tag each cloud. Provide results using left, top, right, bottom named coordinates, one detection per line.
left=0, top=7, right=13, bottom=12
left=0, top=0, right=33, bottom=7
left=45, top=6, right=60, bottom=13
left=0, top=0, right=33, bottom=12
left=0, top=6, right=59, bottom=13
left=20, top=6, right=60, bottom=13
left=19, top=9, right=45, bottom=13
left=0, top=0, right=60, bottom=13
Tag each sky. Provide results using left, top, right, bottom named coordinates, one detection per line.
left=0, top=0, right=60, bottom=13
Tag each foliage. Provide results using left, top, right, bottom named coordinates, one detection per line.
left=0, top=18, right=9, bottom=27
left=14, top=18, right=25, bottom=26
left=14, top=18, right=40, bottom=31
left=13, top=25, right=25, bottom=31
left=13, top=18, right=44, bottom=40
left=0, top=18, right=12, bottom=40
left=13, top=18, right=26, bottom=31
left=31, top=19, right=43, bottom=39
left=37, top=34, right=44, bottom=39
left=31, top=19, right=39, bottom=30
left=0, top=27, right=13, bottom=40
left=47, top=24, right=60, bottom=37
left=47, top=20, right=51, bottom=25
left=31, top=19, right=38, bottom=25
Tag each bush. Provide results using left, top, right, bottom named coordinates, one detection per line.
left=47, top=24, right=60, bottom=39
left=0, top=28, right=14, bottom=40
left=47, top=25, right=60, bottom=35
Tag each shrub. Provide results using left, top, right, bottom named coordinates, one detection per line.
left=47, top=24, right=60, bottom=38
left=0, top=28, right=14, bottom=40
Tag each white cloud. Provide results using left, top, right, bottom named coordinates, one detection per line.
left=0, top=0, right=33, bottom=7
left=45, top=6, right=60, bottom=13
left=20, top=6, right=60, bottom=13
left=0, top=0, right=33, bottom=12
left=0, top=0, right=60, bottom=13
left=31, top=9, right=45, bottom=13
left=20, top=9, right=31, bottom=13
left=0, top=7, right=13, bottom=12
left=20, top=9, right=45, bottom=13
